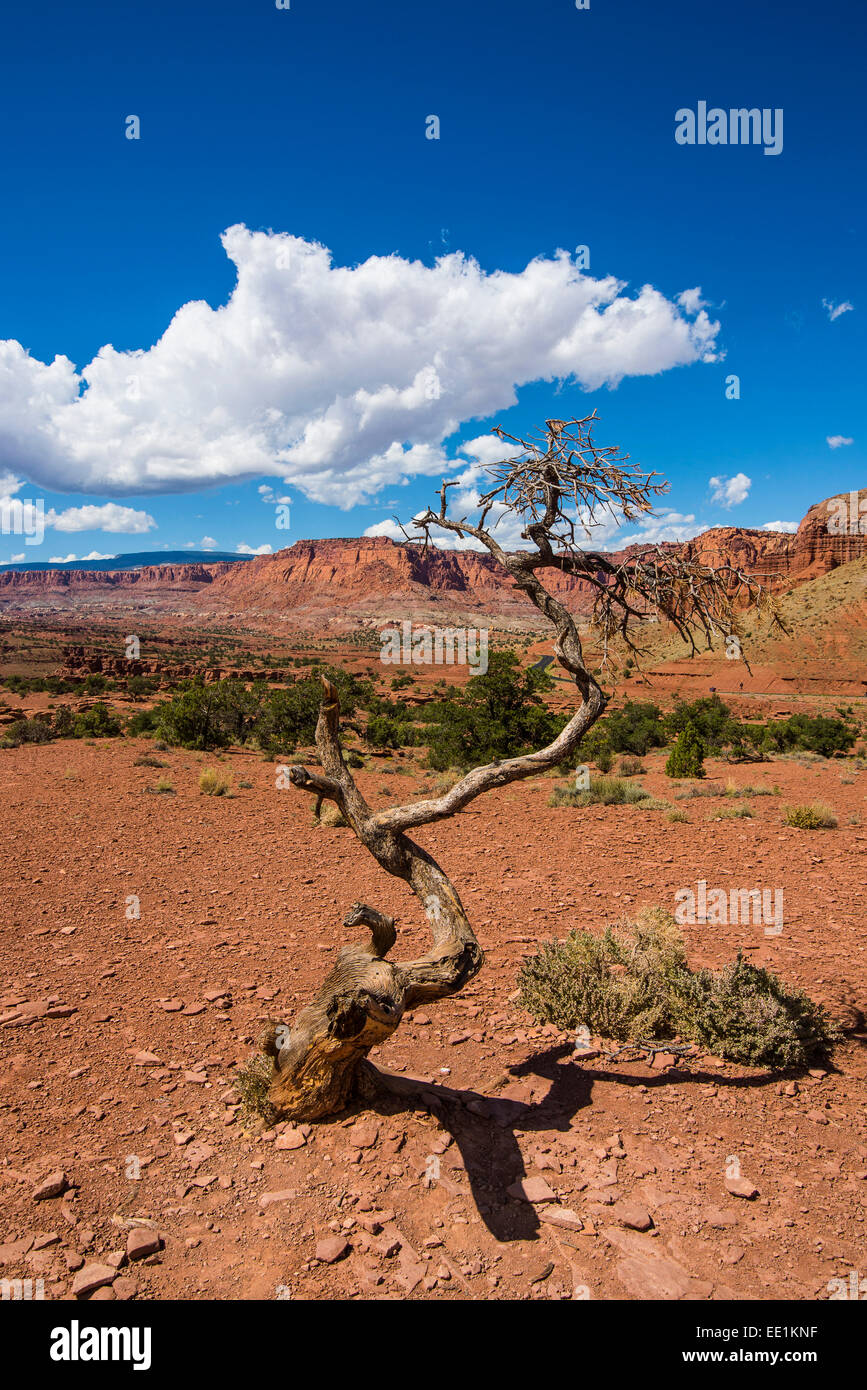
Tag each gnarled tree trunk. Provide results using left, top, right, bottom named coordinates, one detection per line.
left=265, top=563, right=605, bottom=1120
left=263, top=414, right=772, bottom=1121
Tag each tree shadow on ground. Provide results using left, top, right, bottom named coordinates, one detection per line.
left=360, top=1046, right=783, bottom=1243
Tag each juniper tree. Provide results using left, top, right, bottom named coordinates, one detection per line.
left=264, top=413, right=782, bottom=1119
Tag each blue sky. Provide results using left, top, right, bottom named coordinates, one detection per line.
left=0, top=0, right=864, bottom=564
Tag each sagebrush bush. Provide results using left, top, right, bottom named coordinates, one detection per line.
left=549, top=775, right=650, bottom=808
left=783, top=802, right=838, bottom=829
left=685, top=955, right=840, bottom=1068
left=518, top=908, right=690, bottom=1040
left=518, top=909, right=837, bottom=1069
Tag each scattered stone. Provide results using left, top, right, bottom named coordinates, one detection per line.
left=275, top=1127, right=307, bottom=1151
left=259, top=1189, right=296, bottom=1209
left=703, top=1207, right=739, bottom=1229
left=0, top=1236, right=34, bottom=1265
left=507, top=1176, right=556, bottom=1204
left=651, top=1052, right=676, bottom=1069
left=616, top=1254, right=695, bottom=1300
left=725, top=1176, right=759, bottom=1200
left=347, top=1121, right=379, bottom=1149
left=617, top=1203, right=654, bottom=1232
left=71, top=1263, right=117, bottom=1298
left=357, top=1215, right=383, bottom=1234
left=113, top=1276, right=138, bottom=1301
left=32, top=1232, right=60, bottom=1251
left=126, top=1229, right=162, bottom=1261
left=315, top=1236, right=349, bottom=1264
left=538, top=1205, right=583, bottom=1232
left=396, top=1263, right=426, bottom=1292
left=33, top=1170, right=69, bottom=1201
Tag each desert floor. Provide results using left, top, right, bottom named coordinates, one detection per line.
left=1, top=739, right=865, bottom=1301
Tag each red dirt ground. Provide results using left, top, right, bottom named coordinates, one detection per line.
left=1, top=736, right=865, bottom=1302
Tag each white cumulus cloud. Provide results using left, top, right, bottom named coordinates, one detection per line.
left=827, top=435, right=853, bottom=449
left=47, top=502, right=156, bottom=533
left=761, top=521, right=798, bottom=533
left=709, top=472, right=751, bottom=508
left=236, top=542, right=273, bottom=555
left=0, top=227, right=721, bottom=506
left=822, top=298, right=854, bottom=321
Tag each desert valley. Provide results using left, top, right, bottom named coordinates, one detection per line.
left=1, top=489, right=865, bottom=1305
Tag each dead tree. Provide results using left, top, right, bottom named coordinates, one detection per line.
left=265, top=414, right=782, bottom=1120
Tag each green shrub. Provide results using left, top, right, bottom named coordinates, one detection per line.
left=783, top=802, right=838, bottom=830
left=366, top=713, right=416, bottom=749
left=665, top=721, right=706, bottom=779
left=3, top=717, right=52, bottom=746
left=74, top=702, right=122, bottom=738
left=604, top=702, right=666, bottom=755
left=51, top=705, right=76, bottom=739
left=685, top=955, right=840, bottom=1068
left=518, top=908, right=692, bottom=1040
left=518, top=910, right=838, bottom=1069
left=665, top=695, right=731, bottom=751
left=424, top=652, right=566, bottom=771
left=618, top=755, right=646, bottom=777
left=710, top=804, right=754, bottom=819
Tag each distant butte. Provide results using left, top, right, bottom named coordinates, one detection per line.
left=0, top=491, right=863, bottom=630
